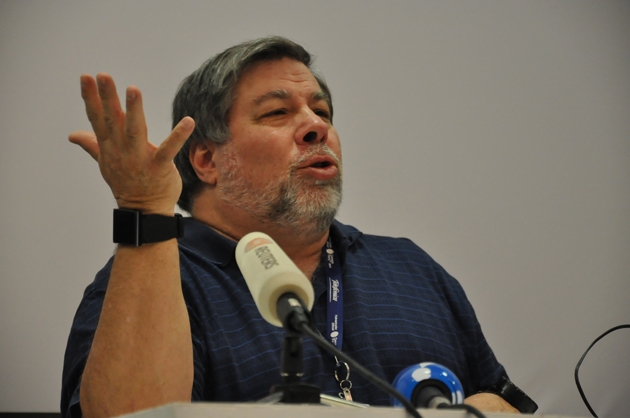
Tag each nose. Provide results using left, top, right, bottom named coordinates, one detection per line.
left=295, top=107, right=328, bottom=145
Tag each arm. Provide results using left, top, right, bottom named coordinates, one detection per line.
left=69, top=73, right=196, bottom=418
left=465, top=393, right=520, bottom=413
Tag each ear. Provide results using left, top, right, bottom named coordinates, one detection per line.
left=190, top=141, right=219, bottom=186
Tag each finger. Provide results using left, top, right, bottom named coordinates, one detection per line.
left=95, top=73, right=126, bottom=146
left=124, top=85, right=148, bottom=148
left=80, top=75, right=108, bottom=141
left=69, top=130, right=100, bottom=161
left=154, top=117, right=195, bottom=165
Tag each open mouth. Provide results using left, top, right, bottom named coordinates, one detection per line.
left=310, top=161, right=332, bottom=168
left=297, top=157, right=338, bottom=181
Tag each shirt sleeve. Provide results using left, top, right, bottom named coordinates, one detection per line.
left=432, top=259, right=507, bottom=392
left=60, top=258, right=113, bottom=418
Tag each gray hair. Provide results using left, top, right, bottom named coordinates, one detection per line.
left=172, top=36, right=333, bottom=213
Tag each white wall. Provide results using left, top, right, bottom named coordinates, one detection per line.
left=1, top=1, right=628, bottom=416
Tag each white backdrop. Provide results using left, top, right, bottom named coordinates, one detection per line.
left=1, top=1, right=629, bottom=417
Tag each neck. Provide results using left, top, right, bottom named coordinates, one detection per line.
left=269, top=228, right=329, bottom=280
left=192, top=196, right=330, bottom=280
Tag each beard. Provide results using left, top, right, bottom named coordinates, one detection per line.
left=216, top=144, right=343, bottom=236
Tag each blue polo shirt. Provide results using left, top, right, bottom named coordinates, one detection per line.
left=61, top=218, right=505, bottom=418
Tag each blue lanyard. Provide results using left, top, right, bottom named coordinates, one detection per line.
left=322, top=237, right=354, bottom=401
left=323, top=237, right=343, bottom=351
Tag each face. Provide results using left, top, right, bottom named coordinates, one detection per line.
left=215, top=58, right=343, bottom=235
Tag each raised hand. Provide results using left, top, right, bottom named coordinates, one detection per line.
left=69, top=73, right=195, bottom=215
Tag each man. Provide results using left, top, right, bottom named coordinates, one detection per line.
left=62, top=37, right=531, bottom=418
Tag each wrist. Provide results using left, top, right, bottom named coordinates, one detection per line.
left=481, top=376, right=537, bottom=413
left=115, top=197, right=178, bottom=217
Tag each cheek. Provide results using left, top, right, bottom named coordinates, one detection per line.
left=235, top=127, right=296, bottom=167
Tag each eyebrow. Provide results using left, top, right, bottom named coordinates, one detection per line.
left=253, top=89, right=290, bottom=105
left=252, top=89, right=330, bottom=106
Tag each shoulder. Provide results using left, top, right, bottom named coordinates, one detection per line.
left=333, top=220, right=467, bottom=299
left=333, top=219, right=434, bottom=261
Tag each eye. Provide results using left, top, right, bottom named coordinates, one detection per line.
left=263, top=109, right=287, bottom=117
left=314, top=109, right=331, bottom=120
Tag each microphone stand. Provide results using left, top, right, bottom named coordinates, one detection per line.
left=257, top=293, right=321, bottom=404
left=257, top=293, right=388, bottom=410
left=258, top=329, right=322, bottom=404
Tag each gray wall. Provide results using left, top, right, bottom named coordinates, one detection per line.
left=1, top=1, right=628, bottom=416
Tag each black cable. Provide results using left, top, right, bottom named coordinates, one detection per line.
left=298, top=323, right=423, bottom=418
left=438, top=403, right=487, bottom=418
left=574, top=324, right=630, bottom=417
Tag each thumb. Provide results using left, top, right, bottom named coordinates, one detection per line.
left=154, top=117, right=195, bottom=165
left=69, top=130, right=100, bottom=161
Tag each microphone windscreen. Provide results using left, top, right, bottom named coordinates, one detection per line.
left=235, top=232, right=315, bottom=327
left=392, top=362, right=464, bottom=407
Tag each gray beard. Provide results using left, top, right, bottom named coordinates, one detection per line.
left=217, top=145, right=343, bottom=236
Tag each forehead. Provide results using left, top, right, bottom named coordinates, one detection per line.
left=234, top=57, right=323, bottom=101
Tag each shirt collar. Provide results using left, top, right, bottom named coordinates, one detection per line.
left=178, top=217, right=363, bottom=267
left=179, top=217, right=237, bottom=267
left=329, top=219, right=362, bottom=264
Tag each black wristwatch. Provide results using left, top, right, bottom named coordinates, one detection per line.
left=484, top=376, right=538, bottom=413
left=113, top=208, right=184, bottom=246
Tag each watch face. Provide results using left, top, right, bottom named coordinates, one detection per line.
left=113, top=209, right=141, bottom=245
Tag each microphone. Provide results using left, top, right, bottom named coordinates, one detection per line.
left=235, top=232, right=315, bottom=328
left=392, top=362, right=464, bottom=408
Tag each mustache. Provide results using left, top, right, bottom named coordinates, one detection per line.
left=291, top=145, right=341, bottom=169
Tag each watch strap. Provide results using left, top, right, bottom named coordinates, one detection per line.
left=113, top=208, right=184, bottom=246
left=484, top=376, right=538, bottom=413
